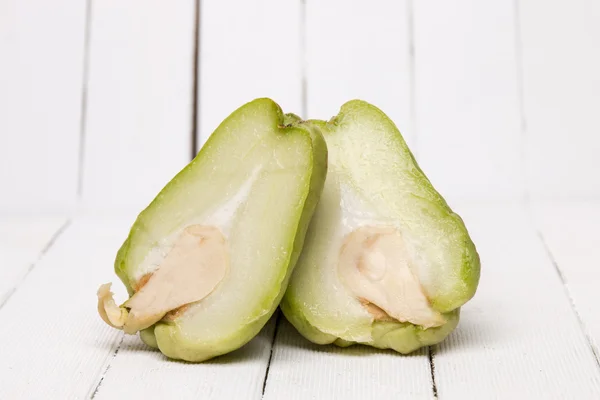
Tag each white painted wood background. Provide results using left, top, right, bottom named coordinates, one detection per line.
left=1, top=0, right=599, bottom=398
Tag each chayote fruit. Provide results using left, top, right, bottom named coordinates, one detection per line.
left=281, top=100, right=480, bottom=353
left=97, top=98, right=327, bottom=362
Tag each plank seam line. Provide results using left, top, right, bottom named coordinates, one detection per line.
left=407, top=0, right=417, bottom=157
left=0, top=219, right=72, bottom=311
left=190, top=0, right=201, bottom=159
left=77, top=0, right=94, bottom=197
left=261, top=311, right=282, bottom=397
left=90, top=334, right=125, bottom=399
left=300, top=0, right=307, bottom=118
left=428, top=346, right=438, bottom=399
left=536, top=229, right=600, bottom=371
left=513, top=0, right=529, bottom=206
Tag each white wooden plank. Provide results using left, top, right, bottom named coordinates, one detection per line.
left=0, top=217, right=135, bottom=399
left=521, top=1, right=600, bottom=200
left=305, top=0, right=413, bottom=148
left=533, top=202, right=600, bottom=363
left=198, top=0, right=302, bottom=145
left=432, top=204, right=600, bottom=399
left=93, top=317, right=276, bottom=400
left=263, top=319, right=434, bottom=399
left=413, top=0, right=522, bottom=202
left=0, top=0, right=86, bottom=211
left=0, top=216, right=66, bottom=305
left=82, top=0, right=194, bottom=211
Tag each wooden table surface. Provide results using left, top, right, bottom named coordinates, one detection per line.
left=1, top=1, right=599, bottom=398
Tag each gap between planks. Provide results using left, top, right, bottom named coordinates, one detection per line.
left=261, top=310, right=283, bottom=397
left=428, top=346, right=438, bottom=399
left=262, top=2, right=306, bottom=395
left=76, top=0, right=94, bottom=197
left=410, top=1, right=434, bottom=393
left=300, top=0, right=307, bottom=119
left=190, top=0, right=201, bottom=159
left=90, top=334, right=125, bottom=399
left=513, top=0, right=529, bottom=206
left=86, top=1, right=202, bottom=395
left=515, top=0, right=598, bottom=376
left=406, top=0, right=417, bottom=158
left=0, top=219, right=71, bottom=310
left=535, top=226, right=600, bottom=371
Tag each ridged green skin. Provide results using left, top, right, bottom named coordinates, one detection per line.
left=281, top=100, right=480, bottom=354
left=281, top=296, right=460, bottom=353
left=111, top=98, right=327, bottom=362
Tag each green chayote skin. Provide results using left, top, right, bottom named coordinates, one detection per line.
left=102, top=97, right=478, bottom=359
left=110, top=98, right=327, bottom=362
left=281, top=100, right=480, bottom=354
left=281, top=296, right=460, bottom=353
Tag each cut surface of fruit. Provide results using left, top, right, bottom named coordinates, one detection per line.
left=281, top=100, right=480, bottom=353
left=97, top=225, right=228, bottom=334
left=338, top=226, right=446, bottom=329
left=97, top=98, right=327, bottom=362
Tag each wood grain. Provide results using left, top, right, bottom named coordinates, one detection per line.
left=432, top=204, right=600, bottom=399
left=82, top=0, right=195, bottom=211
left=533, top=202, right=600, bottom=367
left=413, top=0, right=522, bottom=203
left=0, top=0, right=87, bottom=211
left=0, top=216, right=66, bottom=307
left=305, top=0, right=413, bottom=148
left=198, top=0, right=303, bottom=146
left=0, top=217, right=133, bottom=399
left=521, top=0, right=600, bottom=200
left=264, top=319, right=434, bottom=400
left=93, top=317, right=277, bottom=399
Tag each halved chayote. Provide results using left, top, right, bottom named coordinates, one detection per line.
left=281, top=100, right=480, bottom=354
left=97, top=98, right=327, bottom=362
